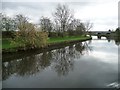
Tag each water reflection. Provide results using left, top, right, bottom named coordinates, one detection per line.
left=93, top=36, right=120, bottom=46
left=114, top=37, right=120, bottom=46
left=2, top=37, right=119, bottom=88
left=52, top=47, right=74, bottom=76
left=3, top=42, right=91, bottom=80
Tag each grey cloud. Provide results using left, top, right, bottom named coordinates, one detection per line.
left=2, top=2, right=93, bottom=10
left=1, top=1, right=118, bottom=31
left=2, top=2, right=45, bottom=10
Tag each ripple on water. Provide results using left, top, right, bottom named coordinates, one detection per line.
left=106, top=82, right=120, bottom=88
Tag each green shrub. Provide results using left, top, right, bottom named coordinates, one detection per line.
left=11, top=23, right=48, bottom=49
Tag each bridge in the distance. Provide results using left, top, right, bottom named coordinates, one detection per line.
left=88, top=31, right=113, bottom=39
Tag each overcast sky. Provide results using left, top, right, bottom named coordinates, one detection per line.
left=1, top=0, right=119, bottom=31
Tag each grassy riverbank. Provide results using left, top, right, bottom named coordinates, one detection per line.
left=2, top=36, right=91, bottom=52
left=2, top=38, right=14, bottom=49
left=48, top=36, right=90, bottom=44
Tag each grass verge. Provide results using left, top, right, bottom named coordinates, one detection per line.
left=2, top=36, right=91, bottom=52
left=48, top=36, right=90, bottom=44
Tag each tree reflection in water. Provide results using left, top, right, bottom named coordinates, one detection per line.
left=2, top=41, right=91, bottom=80
left=52, top=46, right=74, bottom=76
left=52, top=42, right=92, bottom=76
left=114, top=37, right=120, bottom=46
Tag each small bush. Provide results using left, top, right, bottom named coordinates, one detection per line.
left=35, top=32, right=48, bottom=48
left=11, top=23, right=48, bottom=49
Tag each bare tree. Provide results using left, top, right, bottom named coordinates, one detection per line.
left=53, top=4, right=73, bottom=37
left=40, top=17, right=52, bottom=33
left=84, top=21, right=93, bottom=35
left=68, top=19, right=85, bottom=36
left=69, top=19, right=81, bottom=30
left=14, top=14, right=29, bottom=31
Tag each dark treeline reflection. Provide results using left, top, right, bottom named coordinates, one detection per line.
left=99, top=36, right=120, bottom=46
left=114, top=37, right=120, bottom=46
left=108, top=37, right=120, bottom=46
left=3, top=42, right=92, bottom=80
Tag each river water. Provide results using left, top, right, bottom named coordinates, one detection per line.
left=2, top=36, right=119, bottom=88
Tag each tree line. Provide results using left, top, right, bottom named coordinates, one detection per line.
left=1, top=4, right=93, bottom=49
left=115, top=27, right=120, bottom=36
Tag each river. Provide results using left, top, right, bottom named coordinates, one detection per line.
left=2, top=36, right=120, bottom=88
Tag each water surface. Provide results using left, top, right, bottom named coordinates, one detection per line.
left=2, top=36, right=119, bottom=88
